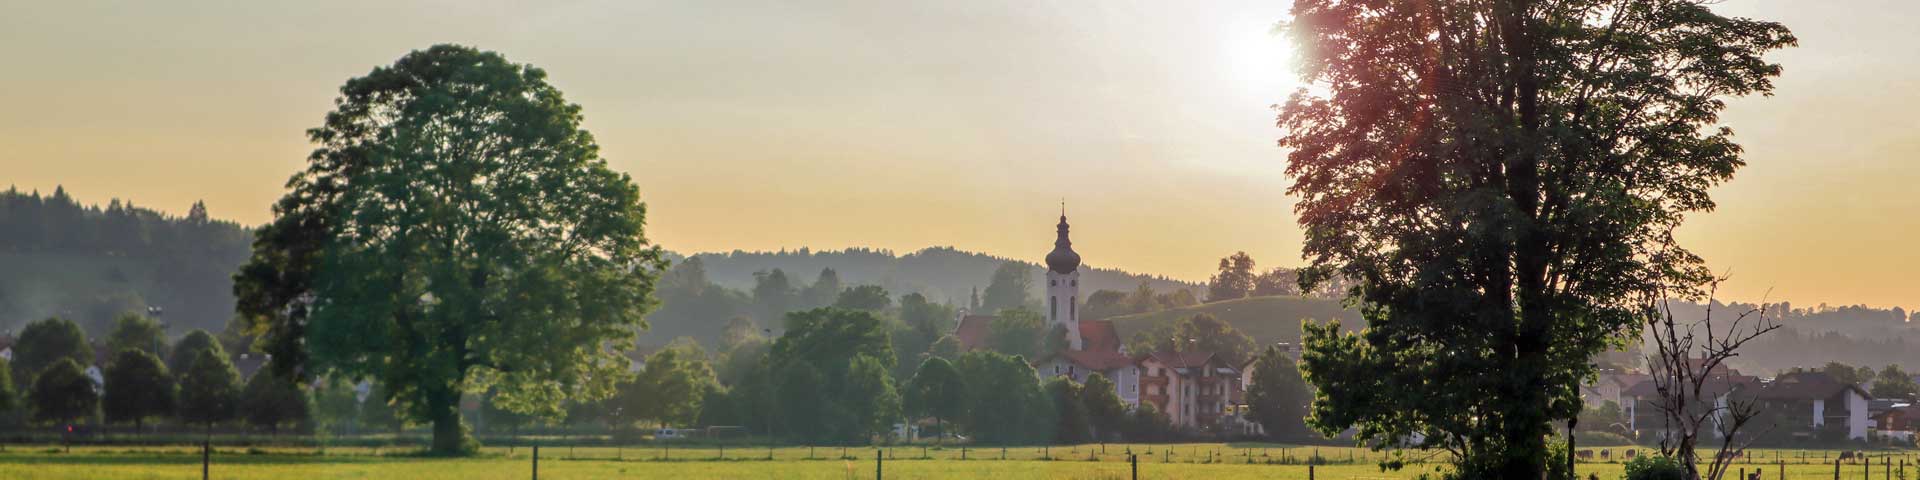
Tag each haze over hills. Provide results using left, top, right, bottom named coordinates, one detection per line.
left=3, top=188, right=1917, bottom=376
left=681, top=246, right=1201, bottom=307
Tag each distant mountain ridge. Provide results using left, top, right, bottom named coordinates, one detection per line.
left=679, top=246, right=1202, bottom=306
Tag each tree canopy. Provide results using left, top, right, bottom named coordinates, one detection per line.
left=106, top=313, right=169, bottom=359
left=1281, top=1, right=1794, bottom=476
left=13, top=317, right=92, bottom=389
left=176, top=341, right=241, bottom=429
left=232, top=44, right=666, bottom=454
left=981, top=261, right=1034, bottom=313
left=29, top=358, right=96, bottom=426
left=904, top=357, right=965, bottom=442
left=1245, top=346, right=1312, bottom=439
left=103, top=349, right=175, bottom=429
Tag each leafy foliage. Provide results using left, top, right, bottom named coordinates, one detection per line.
left=176, top=348, right=241, bottom=427
left=106, top=313, right=169, bottom=359
left=167, top=329, right=224, bottom=374
left=1280, top=0, right=1794, bottom=476
left=904, top=357, right=965, bottom=441
left=618, top=344, right=716, bottom=429
left=981, top=261, right=1034, bottom=313
left=985, top=307, right=1046, bottom=359
left=12, top=317, right=92, bottom=390
left=1244, top=346, right=1312, bottom=439
left=1205, top=252, right=1257, bottom=302
left=953, top=351, right=1052, bottom=444
left=103, top=349, right=174, bottom=428
left=241, top=367, right=312, bottom=434
left=28, top=358, right=96, bottom=425
left=233, top=44, right=666, bottom=454
left=768, top=307, right=899, bottom=444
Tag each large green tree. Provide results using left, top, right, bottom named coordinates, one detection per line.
left=768, top=307, right=898, bottom=444
left=985, top=307, right=1046, bottom=359
left=903, top=357, right=965, bottom=444
left=1280, top=1, right=1794, bottom=476
left=12, top=317, right=92, bottom=390
left=28, top=358, right=96, bottom=426
left=1244, top=346, right=1311, bottom=439
left=953, top=351, right=1051, bottom=444
left=1080, top=373, right=1127, bottom=442
left=106, top=313, right=169, bottom=359
left=1205, top=252, right=1257, bottom=302
left=233, top=45, right=666, bottom=454
left=618, top=344, right=715, bottom=429
left=167, top=329, right=224, bottom=374
left=1044, top=376, right=1090, bottom=444
left=177, top=349, right=241, bottom=433
left=1871, top=365, right=1918, bottom=400
left=980, top=261, right=1033, bottom=313
left=103, top=349, right=175, bottom=430
left=241, top=366, right=313, bottom=437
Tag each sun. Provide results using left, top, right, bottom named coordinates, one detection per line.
left=1225, top=23, right=1297, bottom=98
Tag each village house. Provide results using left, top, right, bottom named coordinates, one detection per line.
left=1137, top=350, right=1240, bottom=429
left=1751, top=371, right=1872, bottom=441
left=1871, top=405, right=1919, bottom=441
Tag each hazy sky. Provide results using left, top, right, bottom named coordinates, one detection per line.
left=2, top=1, right=1914, bottom=309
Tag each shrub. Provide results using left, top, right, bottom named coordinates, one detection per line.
left=1622, top=455, right=1687, bottom=480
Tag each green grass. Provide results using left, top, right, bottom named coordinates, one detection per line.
left=2, top=444, right=1914, bottom=479
left=1106, top=295, right=1362, bottom=346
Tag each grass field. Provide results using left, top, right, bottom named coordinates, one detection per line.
left=0, top=444, right=1915, bottom=479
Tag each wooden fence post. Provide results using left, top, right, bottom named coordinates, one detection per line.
left=531, top=445, right=539, bottom=480
left=202, top=438, right=210, bottom=480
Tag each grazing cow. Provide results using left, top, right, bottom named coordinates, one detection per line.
left=1840, top=451, right=1856, bottom=461
left=1624, top=449, right=1637, bottom=459
left=1599, top=449, right=1610, bottom=460
left=1575, top=450, right=1594, bottom=460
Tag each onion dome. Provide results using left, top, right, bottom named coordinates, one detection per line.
left=1046, top=214, right=1080, bottom=274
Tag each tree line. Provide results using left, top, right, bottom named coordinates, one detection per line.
left=0, top=187, right=253, bottom=336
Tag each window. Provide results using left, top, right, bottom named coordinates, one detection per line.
left=1049, top=296, right=1057, bottom=321
left=1070, top=296, right=1076, bottom=320
left=1050, top=279, right=1056, bottom=287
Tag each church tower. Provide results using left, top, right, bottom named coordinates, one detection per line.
left=1045, top=209, right=1084, bottom=350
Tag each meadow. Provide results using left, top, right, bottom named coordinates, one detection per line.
left=0, top=443, right=1914, bottom=479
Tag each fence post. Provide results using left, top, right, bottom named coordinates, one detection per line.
left=1130, top=453, right=1138, bottom=480
left=1837, top=457, right=1842, bottom=480
left=1309, top=463, right=1316, bottom=480
left=876, top=448, right=883, bottom=480
left=531, top=445, right=539, bottom=480
left=202, top=437, right=210, bottom=480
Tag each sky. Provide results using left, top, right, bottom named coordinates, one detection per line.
left=1, top=1, right=1914, bottom=310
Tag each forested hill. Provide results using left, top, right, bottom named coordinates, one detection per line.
left=683, top=246, right=1202, bottom=306
left=0, top=187, right=253, bottom=336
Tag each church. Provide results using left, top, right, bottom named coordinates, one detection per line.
left=951, top=212, right=1243, bottom=430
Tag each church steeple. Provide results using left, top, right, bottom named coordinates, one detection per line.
left=1045, top=205, right=1081, bottom=274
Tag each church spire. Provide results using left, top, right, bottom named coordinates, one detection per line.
left=1046, top=207, right=1080, bottom=274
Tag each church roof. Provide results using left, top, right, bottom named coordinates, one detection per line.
left=1078, top=319, right=1121, bottom=352
left=1046, top=215, right=1080, bottom=274
left=954, top=314, right=996, bottom=351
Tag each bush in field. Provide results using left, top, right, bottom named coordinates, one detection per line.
left=1623, top=455, right=1687, bottom=480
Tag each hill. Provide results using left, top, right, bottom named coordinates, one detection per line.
left=1106, top=295, right=1363, bottom=349
left=0, top=187, right=253, bottom=336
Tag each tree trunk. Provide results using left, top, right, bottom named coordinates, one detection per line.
left=427, top=386, right=469, bottom=455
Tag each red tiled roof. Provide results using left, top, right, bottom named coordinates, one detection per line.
left=1078, top=320, right=1121, bottom=352
left=1148, top=351, right=1216, bottom=369
left=954, top=315, right=995, bottom=351
left=1056, top=348, right=1135, bottom=371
